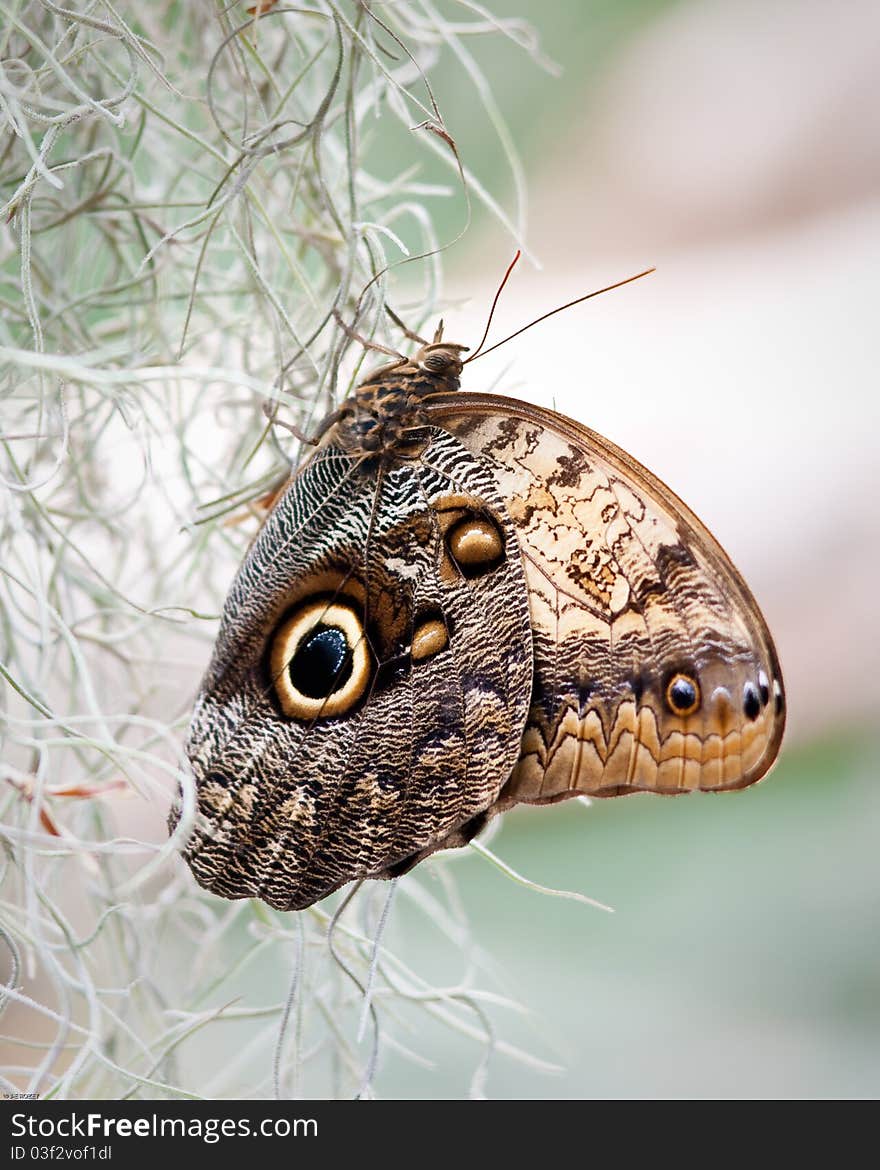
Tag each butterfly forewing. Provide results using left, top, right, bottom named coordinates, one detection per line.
left=176, top=430, right=533, bottom=910
left=428, top=393, right=785, bottom=803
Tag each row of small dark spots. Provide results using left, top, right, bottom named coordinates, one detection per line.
left=745, top=669, right=785, bottom=721
left=631, top=668, right=782, bottom=722
left=740, top=670, right=785, bottom=721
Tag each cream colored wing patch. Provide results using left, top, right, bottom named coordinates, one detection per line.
left=430, top=394, right=785, bottom=802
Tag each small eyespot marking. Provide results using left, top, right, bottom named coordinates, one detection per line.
left=773, top=678, right=785, bottom=715
left=270, top=598, right=371, bottom=719
left=411, top=616, right=449, bottom=662
left=446, top=514, right=504, bottom=578
left=743, top=681, right=761, bottom=721
left=757, top=669, right=771, bottom=707
left=665, top=672, right=701, bottom=716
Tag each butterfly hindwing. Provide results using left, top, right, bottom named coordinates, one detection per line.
left=429, top=393, right=785, bottom=804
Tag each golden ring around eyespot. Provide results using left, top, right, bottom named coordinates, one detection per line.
left=446, top=515, right=503, bottom=569
left=270, top=599, right=370, bottom=720
left=411, top=617, right=448, bottom=662
left=664, top=672, right=701, bottom=717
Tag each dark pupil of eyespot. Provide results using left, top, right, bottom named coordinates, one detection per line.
left=743, top=682, right=761, bottom=721
left=289, top=626, right=352, bottom=699
left=669, top=677, right=696, bottom=711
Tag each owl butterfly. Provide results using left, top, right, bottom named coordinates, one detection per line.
left=173, top=270, right=785, bottom=912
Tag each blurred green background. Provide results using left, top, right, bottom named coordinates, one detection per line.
left=375, top=732, right=880, bottom=1098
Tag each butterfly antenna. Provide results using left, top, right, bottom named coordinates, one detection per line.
left=332, top=309, right=404, bottom=360
left=465, top=267, right=656, bottom=364
left=385, top=304, right=429, bottom=347
left=464, top=250, right=522, bottom=363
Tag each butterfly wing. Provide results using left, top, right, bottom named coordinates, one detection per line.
left=175, top=430, right=533, bottom=910
left=427, top=393, right=786, bottom=803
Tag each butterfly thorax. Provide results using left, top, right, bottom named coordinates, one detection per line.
left=332, top=341, right=467, bottom=458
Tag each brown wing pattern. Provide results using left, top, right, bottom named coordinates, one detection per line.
left=176, top=430, right=533, bottom=909
left=428, top=393, right=785, bottom=803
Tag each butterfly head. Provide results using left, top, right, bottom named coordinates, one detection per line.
left=359, top=324, right=469, bottom=394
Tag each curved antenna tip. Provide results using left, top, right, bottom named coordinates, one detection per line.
left=467, top=266, right=656, bottom=364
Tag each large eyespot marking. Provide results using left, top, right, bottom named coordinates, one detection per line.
left=411, top=613, right=449, bottom=662
left=665, top=672, right=701, bottom=717
left=446, top=513, right=505, bottom=578
left=270, top=598, right=371, bottom=720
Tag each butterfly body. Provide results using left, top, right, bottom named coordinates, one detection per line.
left=174, top=340, right=785, bottom=910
